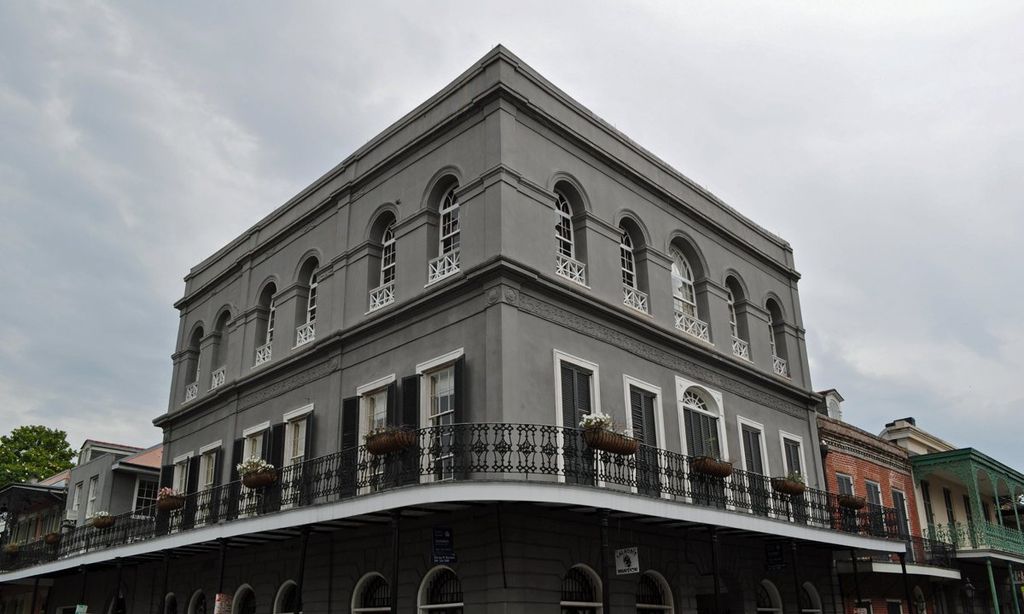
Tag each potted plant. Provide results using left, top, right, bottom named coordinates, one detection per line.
left=690, top=436, right=733, bottom=478
left=365, top=426, right=417, bottom=456
left=2, top=543, right=19, bottom=555
left=237, top=457, right=277, bottom=488
left=44, top=532, right=61, bottom=545
left=838, top=494, right=867, bottom=510
left=579, top=412, right=639, bottom=456
left=156, top=487, right=186, bottom=511
left=92, top=511, right=115, bottom=529
left=771, top=471, right=806, bottom=496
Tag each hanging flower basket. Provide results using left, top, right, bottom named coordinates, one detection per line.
left=771, top=477, right=807, bottom=496
left=44, top=532, right=62, bottom=546
left=583, top=428, right=639, bottom=455
left=92, top=514, right=115, bottom=529
left=365, top=428, right=417, bottom=455
left=838, top=494, right=866, bottom=510
left=691, top=456, right=734, bottom=478
left=157, top=494, right=186, bottom=511
left=241, top=470, right=278, bottom=489
left=3, top=543, right=19, bottom=555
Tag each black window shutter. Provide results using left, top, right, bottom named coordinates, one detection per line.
left=210, top=448, right=223, bottom=522
left=575, top=370, right=591, bottom=419
left=261, top=430, right=271, bottom=460
left=453, top=356, right=466, bottom=423
left=267, top=424, right=286, bottom=512
left=304, top=413, right=315, bottom=459
left=227, top=438, right=243, bottom=520
left=182, top=456, right=201, bottom=529
left=560, top=365, right=576, bottom=429
left=629, top=387, right=645, bottom=443
left=300, top=414, right=315, bottom=506
left=230, top=439, right=244, bottom=482
left=386, top=381, right=398, bottom=427
left=340, top=397, right=359, bottom=498
left=399, top=375, right=421, bottom=485
left=453, top=356, right=467, bottom=479
left=155, top=464, right=173, bottom=535
left=185, top=457, right=201, bottom=493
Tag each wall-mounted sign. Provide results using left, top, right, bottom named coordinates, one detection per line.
left=74, top=606, right=87, bottom=614
left=433, top=527, right=456, bottom=564
left=765, top=543, right=785, bottom=570
left=615, top=547, right=639, bottom=575
left=214, top=593, right=233, bottom=614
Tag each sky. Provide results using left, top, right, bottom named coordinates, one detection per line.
left=1, top=2, right=1022, bottom=464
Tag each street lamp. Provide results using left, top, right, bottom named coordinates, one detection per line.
left=964, top=577, right=976, bottom=612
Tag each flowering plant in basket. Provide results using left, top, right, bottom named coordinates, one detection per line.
left=365, top=426, right=417, bottom=455
left=579, top=412, right=638, bottom=455
left=771, top=471, right=806, bottom=496
left=236, top=457, right=277, bottom=488
left=92, top=511, right=115, bottom=529
left=156, top=487, right=186, bottom=511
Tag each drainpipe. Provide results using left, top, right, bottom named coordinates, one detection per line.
left=987, top=559, right=1003, bottom=614
left=711, top=527, right=722, bottom=614
left=390, top=512, right=400, bottom=613
left=600, top=509, right=611, bottom=612
left=849, top=549, right=863, bottom=608
left=295, top=526, right=311, bottom=614
left=790, top=540, right=802, bottom=614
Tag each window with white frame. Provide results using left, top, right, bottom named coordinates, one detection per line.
left=244, top=430, right=265, bottom=461
left=266, top=296, right=277, bottom=345
left=620, top=229, right=637, bottom=289
left=727, top=289, right=739, bottom=338
left=439, top=186, right=460, bottom=255
left=199, top=449, right=217, bottom=491
left=836, top=473, right=854, bottom=495
left=381, top=222, right=396, bottom=285
left=682, top=389, right=720, bottom=458
left=352, top=572, right=390, bottom=613
left=781, top=436, right=803, bottom=478
left=85, top=476, right=98, bottom=518
left=305, top=271, right=318, bottom=324
left=555, top=192, right=575, bottom=259
left=671, top=250, right=697, bottom=318
left=363, top=389, right=389, bottom=435
left=428, top=365, right=456, bottom=480
left=71, top=482, right=82, bottom=516
left=285, top=417, right=307, bottom=467
left=173, top=458, right=190, bottom=494
left=134, top=478, right=158, bottom=513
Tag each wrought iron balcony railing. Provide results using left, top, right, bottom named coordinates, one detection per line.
left=183, top=382, right=198, bottom=403
left=674, top=310, right=710, bottom=343
left=555, top=254, right=586, bottom=286
left=858, top=534, right=957, bottom=569
left=368, top=282, right=395, bottom=312
left=254, top=342, right=272, bottom=367
left=428, top=250, right=460, bottom=283
left=210, top=367, right=225, bottom=391
left=928, top=520, right=1024, bottom=558
left=0, top=423, right=907, bottom=574
left=772, top=354, right=789, bottom=377
left=731, top=337, right=750, bottom=361
left=295, top=322, right=315, bottom=347
left=622, top=286, right=649, bottom=314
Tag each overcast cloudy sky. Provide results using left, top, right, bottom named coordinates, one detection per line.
left=1, top=2, right=1021, bottom=463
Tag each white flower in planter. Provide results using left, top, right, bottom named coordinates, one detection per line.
left=236, top=456, right=275, bottom=476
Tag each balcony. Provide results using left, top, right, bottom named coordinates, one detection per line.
left=928, top=520, right=1024, bottom=559
left=555, top=254, right=586, bottom=286
left=731, top=337, right=750, bottom=361
left=183, top=382, right=198, bottom=403
left=210, top=367, right=225, bottom=390
left=254, top=342, right=272, bottom=367
left=295, top=322, right=315, bottom=347
left=368, top=282, right=395, bottom=312
left=0, top=423, right=904, bottom=575
left=674, top=310, right=710, bottom=343
left=428, top=250, right=460, bottom=284
left=622, top=286, right=649, bottom=314
left=772, top=354, right=789, bottom=378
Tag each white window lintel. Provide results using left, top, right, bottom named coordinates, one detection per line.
left=283, top=403, right=315, bottom=422
left=199, top=440, right=223, bottom=455
left=416, top=348, right=464, bottom=374
left=242, top=421, right=271, bottom=438
left=172, top=451, right=194, bottom=465
left=356, top=374, right=396, bottom=396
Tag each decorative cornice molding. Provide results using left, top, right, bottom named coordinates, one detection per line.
left=238, top=356, right=341, bottom=410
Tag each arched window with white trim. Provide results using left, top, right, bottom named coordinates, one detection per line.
left=369, top=214, right=398, bottom=311
left=183, top=325, right=204, bottom=403
left=187, top=591, right=207, bottom=614
left=756, top=580, right=782, bottom=613
left=232, top=586, right=256, bottom=614
left=255, top=282, right=277, bottom=366
left=636, top=571, right=673, bottom=612
left=671, top=248, right=708, bottom=342
left=274, top=580, right=299, bottom=614
left=800, top=582, right=822, bottom=614
left=765, top=299, right=789, bottom=378
left=556, top=192, right=575, bottom=259
left=353, top=572, right=391, bottom=613
left=682, top=388, right=721, bottom=459
left=620, top=230, right=637, bottom=289
left=553, top=187, right=587, bottom=286
left=725, top=275, right=750, bottom=361
left=163, top=594, right=178, bottom=614
left=381, top=223, right=396, bottom=286
left=306, top=271, right=318, bottom=324
left=429, top=184, right=461, bottom=283
left=294, top=258, right=319, bottom=346
left=418, top=566, right=463, bottom=613
left=619, top=222, right=649, bottom=313
left=561, top=565, right=602, bottom=614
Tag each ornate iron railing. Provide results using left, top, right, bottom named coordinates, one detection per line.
left=731, top=337, right=750, bottom=360
left=295, top=322, right=315, bottom=347
left=622, top=286, right=649, bottom=314
left=772, top=354, right=789, bottom=377
left=254, top=342, right=272, bottom=367
left=210, top=367, right=226, bottom=390
left=368, top=282, right=395, bottom=311
left=183, top=382, right=198, bottom=403
left=428, top=250, right=460, bottom=283
left=861, top=534, right=956, bottom=568
left=0, top=423, right=908, bottom=574
left=928, top=520, right=1024, bottom=557
left=674, top=310, right=710, bottom=343
left=555, top=254, right=586, bottom=285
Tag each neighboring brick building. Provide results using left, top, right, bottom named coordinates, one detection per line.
left=817, top=391, right=960, bottom=614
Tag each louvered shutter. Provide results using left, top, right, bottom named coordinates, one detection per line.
left=575, top=369, right=591, bottom=419
left=267, top=424, right=286, bottom=511
left=452, top=356, right=467, bottom=479
left=560, top=365, right=576, bottom=429
left=453, top=356, right=465, bottom=423
left=630, top=388, right=645, bottom=443
left=227, top=439, right=243, bottom=519
left=182, top=456, right=200, bottom=529
left=399, top=375, right=421, bottom=485
left=340, top=397, right=359, bottom=497
left=300, top=413, right=315, bottom=505
left=209, top=448, right=224, bottom=522
left=155, top=464, right=173, bottom=535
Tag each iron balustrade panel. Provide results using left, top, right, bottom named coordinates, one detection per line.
left=0, top=423, right=907, bottom=574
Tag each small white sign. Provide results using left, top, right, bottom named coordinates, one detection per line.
left=214, top=593, right=233, bottom=614
left=615, top=546, right=640, bottom=575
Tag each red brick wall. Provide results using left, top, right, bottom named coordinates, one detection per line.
left=823, top=446, right=922, bottom=539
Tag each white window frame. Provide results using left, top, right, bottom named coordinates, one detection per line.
left=416, top=351, right=463, bottom=484
left=778, top=431, right=806, bottom=479
left=736, top=416, right=770, bottom=477
left=619, top=229, right=637, bottom=289
left=670, top=249, right=698, bottom=318
left=622, top=375, right=667, bottom=497
left=305, top=271, right=318, bottom=324
left=85, top=476, right=98, bottom=519
left=352, top=572, right=390, bottom=614
left=836, top=472, right=855, bottom=496
left=266, top=296, right=277, bottom=345
left=555, top=192, right=575, bottom=259
left=674, top=376, right=727, bottom=460
left=283, top=405, right=314, bottom=466
left=380, top=223, right=396, bottom=286
left=198, top=445, right=220, bottom=490
left=172, top=452, right=194, bottom=495
left=357, top=375, right=396, bottom=441
left=71, top=482, right=82, bottom=518
left=727, top=288, right=739, bottom=338
left=553, top=349, right=602, bottom=485
left=438, top=186, right=460, bottom=256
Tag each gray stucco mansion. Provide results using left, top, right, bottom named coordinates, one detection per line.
left=0, top=46, right=907, bottom=614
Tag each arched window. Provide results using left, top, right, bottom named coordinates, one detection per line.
left=369, top=214, right=398, bottom=311
left=556, top=192, right=575, bottom=259
left=418, top=566, right=463, bottom=613
left=636, top=571, right=673, bottom=612
left=765, top=299, right=788, bottom=377
left=187, top=591, right=207, bottom=614
left=183, top=325, right=204, bottom=402
left=620, top=230, right=637, bottom=289
left=619, top=223, right=649, bottom=313
left=671, top=249, right=708, bottom=341
left=274, top=581, right=299, bottom=614
left=682, top=388, right=721, bottom=460
left=561, top=565, right=602, bottom=614
left=725, top=276, right=750, bottom=360
left=164, top=594, right=178, bottom=614
left=210, top=311, right=230, bottom=389
left=381, top=223, right=396, bottom=286
left=353, top=572, right=390, bottom=613
left=306, top=271, right=318, bottom=324
left=232, top=586, right=256, bottom=614
left=800, top=582, right=822, bottom=614
left=756, top=580, right=782, bottom=613
left=255, top=283, right=277, bottom=366
left=295, top=259, right=319, bottom=346
left=429, top=185, right=461, bottom=283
